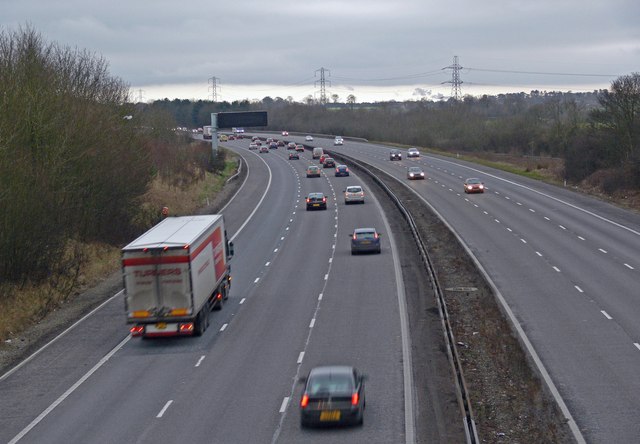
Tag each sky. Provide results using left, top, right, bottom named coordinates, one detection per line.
left=2, top=0, right=639, bottom=103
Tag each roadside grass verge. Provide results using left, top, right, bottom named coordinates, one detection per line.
left=0, top=158, right=238, bottom=344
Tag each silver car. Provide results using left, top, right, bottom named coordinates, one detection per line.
left=407, top=147, right=420, bottom=158
left=344, top=185, right=364, bottom=204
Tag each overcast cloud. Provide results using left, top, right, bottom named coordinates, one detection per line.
left=2, top=0, right=639, bottom=102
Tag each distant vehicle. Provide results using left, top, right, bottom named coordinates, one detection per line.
left=259, top=146, right=269, bottom=153
left=305, top=135, right=314, bottom=141
left=197, top=127, right=203, bottom=133
left=123, top=215, right=233, bottom=338
left=319, top=154, right=328, bottom=164
left=335, top=165, right=349, bottom=177
left=287, top=142, right=297, bottom=150
left=312, top=147, right=324, bottom=159
left=306, top=192, right=327, bottom=210
left=464, top=178, right=485, bottom=193
left=203, top=125, right=213, bottom=140
left=350, top=228, right=381, bottom=254
left=219, top=134, right=228, bottom=142
left=269, top=142, right=278, bottom=149
left=407, top=166, right=425, bottom=180
left=277, top=140, right=285, bottom=147
left=289, top=152, right=299, bottom=160
left=344, top=185, right=364, bottom=204
left=334, top=136, right=344, bottom=146
left=300, top=366, right=366, bottom=427
left=228, top=135, right=236, bottom=140
left=295, top=144, right=305, bottom=152
left=282, top=130, right=289, bottom=136
left=252, top=135, right=260, bottom=141
left=389, top=149, right=402, bottom=160
left=306, top=165, right=321, bottom=178
left=407, top=147, right=420, bottom=158
left=248, top=142, right=258, bottom=150
left=232, top=127, right=245, bottom=134
left=322, top=157, right=336, bottom=168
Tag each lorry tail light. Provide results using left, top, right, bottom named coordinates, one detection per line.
left=351, top=392, right=359, bottom=405
left=301, top=394, right=309, bottom=408
left=130, top=326, right=144, bottom=336
left=216, top=293, right=222, bottom=300
left=132, top=310, right=150, bottom=318
left=179, top=323, right=194, bottom=334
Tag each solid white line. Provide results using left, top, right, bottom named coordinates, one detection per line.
left=575, top=285, right=584, bottom=293
left=239, top=298, right=246, bottom=304
left=156, top=400, right=173, bottom=418
left=624, top=263, right=634, bottom=270
left=1, top=290, right=124, bottom=382
left=279, top=397, right=289, bottom=413
left=8, top=335, right=131, bottom=444
left=220, top=323, right=228, bottom=332
left=309, top=318, right=315, bottom=328
left=195, top=356, right=205, bottom=367
left=297, top=352, right=305, bottom=364
left=229, top=151, right=272, bottom=243
left=601, top=310, right=612, bottom=320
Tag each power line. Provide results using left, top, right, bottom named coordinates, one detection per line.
left=465, top=67, right=618, bottom=77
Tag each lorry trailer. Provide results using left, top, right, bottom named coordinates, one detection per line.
left=123, top=215, right=233, bottom=338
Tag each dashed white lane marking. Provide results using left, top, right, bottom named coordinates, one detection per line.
left=634, top=343, right=640, bottom=351
left=578, top=236, right=585, bottom=240
left=544, top=216, right=551, bottom=221
left=254, top=278, right=260, bottom=283
left=624, top=263, right=634, bottom=270
left=553, top=266, right=561, bottom=272
left=318, top=293, right=323, bottom=301
left=598, top=248, right=608, bottom=254
left=240, top=298, right=246, bottom=304
left=309, top=318, right=315, bottom=328
left=329, top=258, right=333, bottom=263
left=279, top=397, right=289, bottom=413
left=575, top=285, right=584, bottom=293
left=507, top=228, right=513, bottom=232
left=494, top=219, right=500, bottom=223
left=195, top=356, right=206, bottom=367
left=281, top=237, right=285, bottom=240
left=559, top=225, right=567, bottom=230
left=324, top=274, right=329, bottom=280
left=517, top=202, right=523, bottom=206
left=520, top=238, right=527, bottom=244
left=274, top=248, right=278, bottom=252
left=220, top=323, right=228, bottom=332
left=529, top=208, right=536, bottom=213
left=265, top=262, right=271, bottom=266
left=157, top=400, right=173, bottom=418
left=297, top=352, right=305, bottom=364
left=536, top=251, right=543, bottom=257
left=601, top=310, right=613, bottom=320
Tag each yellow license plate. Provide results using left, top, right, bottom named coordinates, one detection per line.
left=361, top=240, right=371, bottom=244
left=313, top=203, right=320, bottom=206
left=319, top=410, right=341, bottom=421
left=156, top=322, right=167, bottom=330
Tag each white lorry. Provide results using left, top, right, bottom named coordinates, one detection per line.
left=123, top=215, right=234, bottom=338
left=203, top=125, right=213, bottom=140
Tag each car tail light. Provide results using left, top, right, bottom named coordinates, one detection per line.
left=130, top=326, right=144, bottom=336
left=301, top=394, right=309, bottom=408
left=374, top=232, right=379, bottom=239
left=353, top=233, right=357, bottom=240
left=322, top=197, right=326, bottom=203
left=351, top=392, right=359, bottom=405
left=306, top=198, right=310, bottom=203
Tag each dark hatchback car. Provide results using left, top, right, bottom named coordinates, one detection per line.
left=289, top=151, right=299, bottom=160
left=306, top=192, right=327, bottom=210
left=300, top=366, right=366, bottom=428
left=335, top=164, right=349, bottom=177
left=350, top=228, right=381, bottom=254
left=323, top=157, right=336, bottom=168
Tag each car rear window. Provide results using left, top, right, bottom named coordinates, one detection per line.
left=346, top=187, right=362, bottom=193
left=308, top=375, right=353, bottom=395
left=355, top=231, right=376, bottom=240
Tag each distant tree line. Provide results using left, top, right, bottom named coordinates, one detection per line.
left=0, top=27, right=218, bottom=285
left=150, top=74, right=640, bottom=193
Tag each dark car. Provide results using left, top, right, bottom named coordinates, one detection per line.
left=464, top=178, right=485, bottom=193
left=389, top=149, right=402, bottom=161
left=269, top=142, right=278, bottom=149
left=407, top=166, right=425, bottom=180
left=287, top=142, right=297, bottom=150
left=323, top=157, right=336, bottom=168
left=289, top=152, right=299, bottom=160
left=335, top=164, right=349, bottom=177
left=277, top=140, right=285, bottom=147
left=306, top=192, right=327, bottom=210
left=350, top=228, right=381, bottom=254
left=300, top=366, right=366, bottom=427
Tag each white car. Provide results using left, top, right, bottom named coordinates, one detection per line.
left=282, top=130, right=289, bottom=136
left=407, top=147, right=420, bottom=158
left=344, top=185, right=364, bottom=204
left=334, top=136, right=344, bottom=146
left=305, top=135, right=313, bottom=141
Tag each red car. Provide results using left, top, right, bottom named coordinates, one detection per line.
left=464, top=178, right=485, bottom=193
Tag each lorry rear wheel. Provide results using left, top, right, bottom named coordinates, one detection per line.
left=194, top=309, right=208, bottom=336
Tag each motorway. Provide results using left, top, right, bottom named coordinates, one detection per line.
left=0, top=140, right=425, bottom=443
left=271, top=133, right=640, bottom=444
